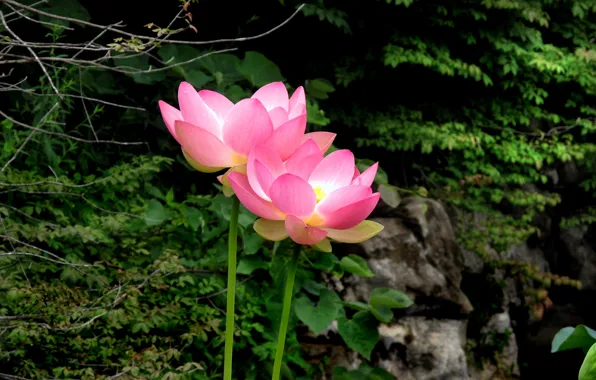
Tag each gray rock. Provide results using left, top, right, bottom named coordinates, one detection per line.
left=377, top=317, right=469, bottom=380
left=468, top=313, right=520, bottom=380
left=505, top=243, right=550, bottom=273
left=559, top=226, right=596, bottom=289
left=348, top=197, right=473, bottom=314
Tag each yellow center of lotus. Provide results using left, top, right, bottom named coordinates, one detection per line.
left=313, top=186, right=326, bottom=203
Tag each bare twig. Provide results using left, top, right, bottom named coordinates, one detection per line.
left=0, top=250, right=92, bottom=267
left=0, top=174, right=113, bottom=188
left=0, top=109, right=146, bottom=145
left=56, top=311, right=107, bottom=331
left=0, top=48, right=238, bottom=75
left=2, top=0, right=46, bottom=18
left=4, top=3, right=74, bottom=30
left=2, top=0, right=306, bottom=46
left=0, top=83, right=146, bottom=111
left=0, top=372, right=31, bottom=380
left=0, top=11, right=63, bottom=98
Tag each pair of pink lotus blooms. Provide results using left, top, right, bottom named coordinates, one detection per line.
left=159, top=82, right=383, bottom=247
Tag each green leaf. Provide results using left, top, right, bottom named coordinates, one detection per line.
left=145, top=200, right=166, bottom=226
left=309, top=78, right=336, bottom=93
left=369, top=305, right=393, bottom=323
left=81, top=70, right=119, bottom=95
left=183, top=207, right=203, bottom=231
left=311, top=238, right=332, bottom=253
left=113, top=55, right=165, bottom=85
left=378, top=184, right=401, bottom=208
left=183, top=70, right=213, bottom=88
left=337, top=311, right=379, bottom=360
left=309, top=252, right=339, bottom=271
left=343, top=301, right=370, bottom=312
left=165, top=188, right=174, bottom=204
left=340, top=254, right=374, bottom=278
left=201, top=53, right=244, bottom=86
left=579, top=343, right=596, bottom=380
left=302, top=280, right=328, bottom=296
left=552, top=325, right=596, bottom=354
left=243, top=232, right=264, bottom=255
left=237, top=257, right=268, bottom=275
left=306, top=100, right=331, bottom=126
left=294, top=289, right=343, bottom=334
left=370, top=288, right=413, bottom=309
left=237, top=52, right=285, bottom=87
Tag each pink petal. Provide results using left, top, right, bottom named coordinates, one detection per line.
left=265, top=115, right=307, bottom=161
left=285, top=139, right=323, bottom=180
left=178, top=82, right=222, bottom=138
left=287, top=139, right=321, bottom=161
left=289, top=86, right=306, bottom=115
left=288, top=103, right=306, bottom=120
left=270, top=174, right=316, bottom=218
left=316, top=185, right=373, bottom=215
left=320, top=193, right=381, bottom=229
left=285, top=215, right=327, bottom=245
left=302, top=132, right=336, bottom=153
left=252, top=160, right=276, bottom=200
left=309, top=150, right=356, bottom=194
left=251, top=82, right=289, bottom=112
left=198, top=89, right=234, bottom=121
left=158, top=100, right=183, bottom=143
left=268, top=107, right=289, bottom=129
left=175, top=120, right=239, bottom=168
left=286, top=153, right=323, bottom=180
left=183, top=148, right=225, bottom=173
left=222, top=99, right=274, bottom=156
left=352, top=162, right=378, bottom=187
left=352, top=166, right=361, bottom=180
left=216, top=164, right=247, bottom=196
left=253, top=218, right=288, bottom=241
left=324, top=221, right=384, bottom=243
left=247, top=144, right=284, bottom=200
left=228, top=173, right=284, bottom=220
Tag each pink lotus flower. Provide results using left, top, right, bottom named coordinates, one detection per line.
left=158, top=82, right=335, bottom=176
left=228, top=140, right=384, bottom=246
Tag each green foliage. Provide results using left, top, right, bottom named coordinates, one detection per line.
left=337, top=311, right=379, bottom=360
left=339, top=254, right=374, bottom=278
left=294, top=289, right=342, bottom=334
left=579, top=343, right=596, bottom=380
left=552, top=325, right=596, bottom=354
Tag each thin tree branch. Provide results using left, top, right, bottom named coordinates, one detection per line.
left=0, top=109, right=147, bottom=145
left=0, top=11, right=63, bottom=98
left=1, top=0, right=305, bottom=46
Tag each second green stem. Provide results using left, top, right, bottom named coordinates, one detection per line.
left=223, top=196, right=240, bottom=380
left=271, top=243, right=301, bottom=380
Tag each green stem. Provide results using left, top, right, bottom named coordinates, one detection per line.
left=223, top=196, right=240, bottom=380
left=272, top=243, right=301, bottom=380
